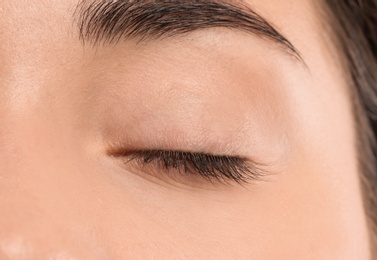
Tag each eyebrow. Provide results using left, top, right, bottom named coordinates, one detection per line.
left=75, top=0, right=304, bottom=62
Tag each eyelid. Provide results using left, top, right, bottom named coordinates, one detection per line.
left=110, top=149, right=267, bottom=185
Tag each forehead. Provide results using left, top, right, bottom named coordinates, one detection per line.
left=0, top=0, right=331, bottom=119
left=0, top=0, right=335, bottom=121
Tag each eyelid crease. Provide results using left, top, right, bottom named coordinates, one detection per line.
left=111, top=149, right=268, bottom=185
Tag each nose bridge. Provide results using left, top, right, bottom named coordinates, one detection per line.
left=0, top=2, right=98, bottom=258
left=0, top=0, right=63, bottom=199
left=0, top=100, right=100, bottom=258
left=0, top=74, right=94, bottom=256
left=0, top=104, right=82, bottom=257
left=0, top=116, right=106, bottom=259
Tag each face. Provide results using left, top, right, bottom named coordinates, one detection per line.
left=0, top=0, right=371, bottom=259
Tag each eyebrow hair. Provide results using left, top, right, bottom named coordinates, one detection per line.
left=75, top=0, right=303, bottom=62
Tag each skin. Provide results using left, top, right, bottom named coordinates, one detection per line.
left=0, top=0, right=371, bottom=259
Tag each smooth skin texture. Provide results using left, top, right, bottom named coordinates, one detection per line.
left=0, top=0, right=371, bottom=259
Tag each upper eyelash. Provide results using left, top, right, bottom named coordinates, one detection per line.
left=113, top=149, right=266, bottom=184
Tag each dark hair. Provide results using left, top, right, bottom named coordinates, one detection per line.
left=321, top=0, right=377, bottom=253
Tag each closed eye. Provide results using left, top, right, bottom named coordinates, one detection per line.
left=111, top=149, right=267, bottom=185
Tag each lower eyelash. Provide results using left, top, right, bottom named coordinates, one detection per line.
left=112, top=149, right=266, bottom=184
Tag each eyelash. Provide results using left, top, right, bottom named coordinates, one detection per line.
left=113, top=149, right=265, bottom=184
